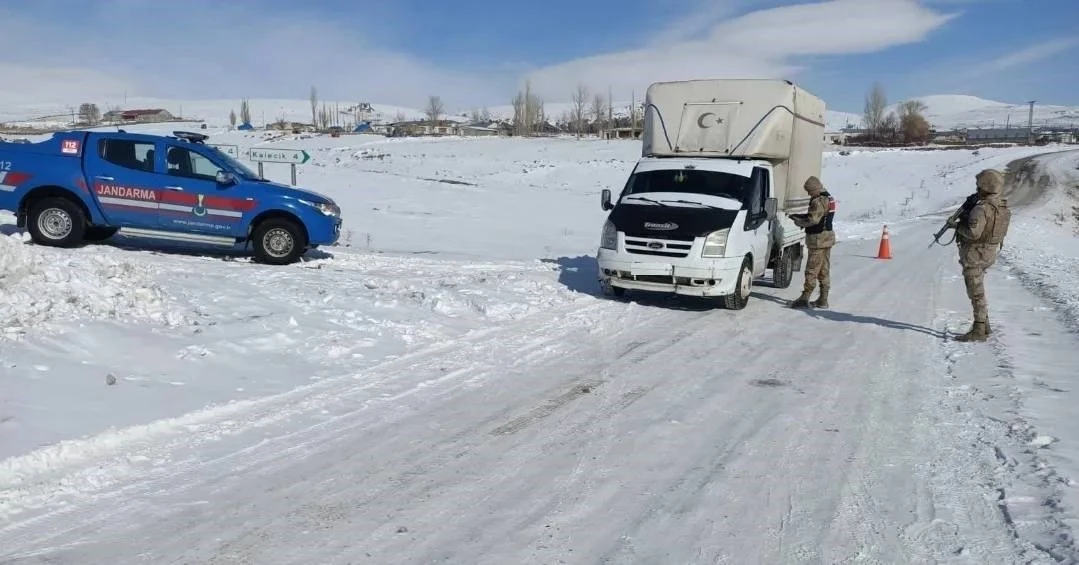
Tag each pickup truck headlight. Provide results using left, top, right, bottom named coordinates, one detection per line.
left=299, top=199, right=340, bottom=217
left=600, top=220, right=617, bottom=250
left=702, top=228, right=729, bottom=257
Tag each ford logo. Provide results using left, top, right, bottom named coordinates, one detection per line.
left=647, top=242, right=664, bottom=250
left=644, top=221, right=678, bottom=231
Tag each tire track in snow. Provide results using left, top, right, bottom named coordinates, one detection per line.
left=2, top=224, right=1058, bottom=563
left=0, top=296, right=613, bottom=552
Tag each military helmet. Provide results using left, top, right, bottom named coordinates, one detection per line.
left=804, top=176, right=823, bottom=193
left=975, top=169, right=1004, bottom=195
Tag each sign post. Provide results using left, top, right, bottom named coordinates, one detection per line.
left=245, top=147, right=312, bottom=185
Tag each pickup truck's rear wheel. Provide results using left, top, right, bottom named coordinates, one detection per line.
left=722, top=256, right=753, bottom=310
left=252, top=217, right=306, bottom=265
left=772, top=246, right=794, bottom=289
left=27, top=197, right=86, bottom=248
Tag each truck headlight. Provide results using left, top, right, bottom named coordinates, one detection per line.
left=299, top=199, right=340, bottom=217
left=702, top=228, right=729, bottom=257
left=600, top=220, right=617, bottom=250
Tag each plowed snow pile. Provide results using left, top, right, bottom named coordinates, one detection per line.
left=0, top=233, right=191, bottom=338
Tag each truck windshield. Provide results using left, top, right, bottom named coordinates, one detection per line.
left=623, top=169, right=749, bottom=202
left=207, top=146, right=265, bottom=181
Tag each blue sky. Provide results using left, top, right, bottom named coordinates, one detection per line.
left=0, top=0, right=1076, bottom=113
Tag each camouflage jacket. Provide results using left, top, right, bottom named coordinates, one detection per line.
left=793, top=192, right=836, bottom=249
left=957, top=195, right=1011, bottom=269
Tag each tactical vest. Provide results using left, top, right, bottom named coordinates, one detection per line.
left=974, top=200, right=1011, bottom=246
left=804, top=191, right=836, bottom=235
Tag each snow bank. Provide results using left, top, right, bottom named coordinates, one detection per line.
left=0, top=233, right=192, bottom=338
left=822, top=145, right=1062, bottom=240
left=998, top=149, right=1079, bottom=327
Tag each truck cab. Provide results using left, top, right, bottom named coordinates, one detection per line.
left=595, top=78, right=824, bottom=309
left=0, top=130, right=342, bottom=264
left=597, top=157, right=795, bottom=309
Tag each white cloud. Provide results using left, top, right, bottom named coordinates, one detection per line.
left=0, top=0, right=960, bottom=116
left=0, top=2, right=513, bottom=113
left=958, top=37, right=1079, bottom=80
left=525, top=0, right=956, bottom=101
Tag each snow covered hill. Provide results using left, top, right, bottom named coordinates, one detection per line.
left=901, top=94, right=1079, bottom=130
left=1, top=128, right=1077, bottom=562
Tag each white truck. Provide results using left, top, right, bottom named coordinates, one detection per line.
left=596, top=78, right=826, bottom=309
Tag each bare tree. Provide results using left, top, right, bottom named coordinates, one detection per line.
left=240, top=98, right=252, bottom=125
left=310, top=86, right=318, bottom=127
left=317, top=102, right=332, bottom=130
left=897, top=99, right=931, bottom=143
left=590, top=93, right=607, bottom=134
left=229, top=109, right=237, bottom=128
left=880, top=111, right=900, bottom=143
left=570, top=84, right=589, bottom=139
left=480, top=107, right=491, bottom=122
left=511, top=80, right=545, bottom=136
left=425, top=95, right=444, bottom=126
left=863, top=82, right=887, bottom=140
left=77, top=103, right=100, bottom=125
left=394, top=109, right=407, bottom=123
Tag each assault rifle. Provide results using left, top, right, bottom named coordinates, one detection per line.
left=930, top=193, right=979, bottom=247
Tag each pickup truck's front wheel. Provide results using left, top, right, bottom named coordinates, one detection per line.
left=252, top=217, right=306, bottom=265
left=27, top=197, right=86, bottom=248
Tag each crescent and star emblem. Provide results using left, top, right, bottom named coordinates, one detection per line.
left=696, top=112, right=725, bottom=128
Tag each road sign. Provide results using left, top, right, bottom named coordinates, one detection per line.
left=247, top=147, right=311, bottom=165
left=209, top=143, right=240, bottom=159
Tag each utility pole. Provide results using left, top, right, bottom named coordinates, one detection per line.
left=607, top=85, right=612, bottom=143
left=1026, top=100, right=1036, bottom=145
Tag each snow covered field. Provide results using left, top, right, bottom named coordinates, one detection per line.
left=1, top=128, right=1078, bottom=563
left=3, top=93, right=1076, bottom=132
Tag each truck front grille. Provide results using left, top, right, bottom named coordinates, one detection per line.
left=624, top=238, right=693, bottom=258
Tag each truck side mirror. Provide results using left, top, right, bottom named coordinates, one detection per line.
left=601, top=189, right=613, bottom=211
left=215, top=170, right=236, bottom=186
left=764, top=197, right=778, bottom=219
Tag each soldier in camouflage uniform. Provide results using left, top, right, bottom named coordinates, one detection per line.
left=953, top=168, right=1011, bottom=342
left=789, top=176, right=836, bottom=308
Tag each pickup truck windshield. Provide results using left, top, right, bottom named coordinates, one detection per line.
left=207, top=146, right=265, bottom=181
left=624, top=169, right=749, bottom=202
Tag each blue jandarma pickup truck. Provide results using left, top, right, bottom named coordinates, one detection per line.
left=0, top=130, right=341, bottom=264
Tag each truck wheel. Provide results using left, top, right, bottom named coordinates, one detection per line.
left=252, top=217, right=306, bottom=265
left=27, top=197, right=86, bottom=248
left=84, top=226, right=119, bottom=242
left=772, top=247, right=794, bottom=289
left=723, top=257, right=753, bottom=310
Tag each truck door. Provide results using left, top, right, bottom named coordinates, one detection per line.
left=155, top=143, right=251, bottom=237
left=744, top=167, right=772, bottom=275
left=83, top=136, right=164, bottom=228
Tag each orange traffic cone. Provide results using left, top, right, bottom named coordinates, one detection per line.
left=876, top=224, right=892, bottom=259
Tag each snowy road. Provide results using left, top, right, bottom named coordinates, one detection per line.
left=2, top=141, right=1077, bottom=563
left=3, top=221, right=1069, bottom=562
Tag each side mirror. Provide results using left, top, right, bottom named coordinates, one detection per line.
left=764, top=197, right=778, bottom=220
left=601, top=188, right=613, bottom=211
left=215, top=170, right=236, bottom=186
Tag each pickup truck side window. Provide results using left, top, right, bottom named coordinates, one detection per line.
left=165, top=146, right=221, bottom=182
left=99, top=139, right=156, bottom=172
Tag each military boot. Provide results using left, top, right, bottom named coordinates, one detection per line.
left=812, top=289, right=829, bottom=309
left=954, top=321, right=988, bottom=342
left=789, top=292, right=812, bottom=308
